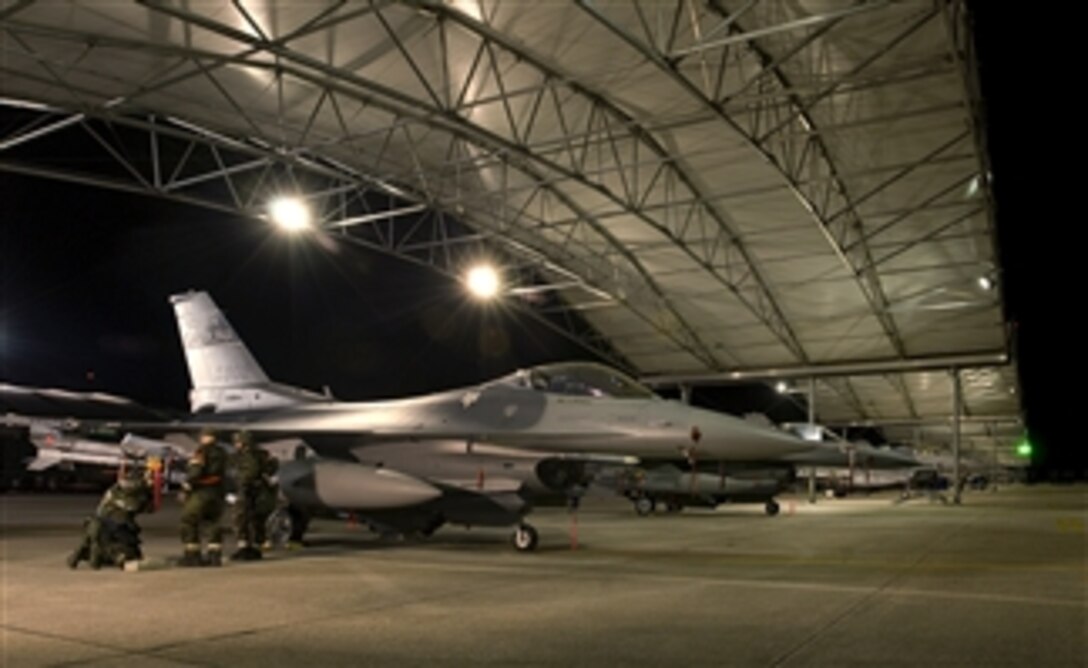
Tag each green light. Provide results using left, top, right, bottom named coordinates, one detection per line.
left=1016, top=441, right=1033, bottom=457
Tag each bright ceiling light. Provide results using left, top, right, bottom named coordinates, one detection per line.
left=965, top=174, right=981, bottom=198
left=775, top=381, right=789, bottom=394
left=268, top=196, right=313, bottom=232
left=978, top=276, right=994, bottom=291
left=465, top=264, right=501, bottom=300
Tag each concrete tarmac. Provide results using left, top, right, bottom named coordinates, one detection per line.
left=2, top=485, right=1085, bottom=667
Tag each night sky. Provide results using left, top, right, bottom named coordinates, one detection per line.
left=0, top=174, right=607, bottom=405
left=0, top=3, right=1074, bottom=475
left=970, top=3, right=1069, bottom=475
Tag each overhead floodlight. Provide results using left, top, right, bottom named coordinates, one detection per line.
left=775, top=381, right=789, bottom=394
left=978, top=276, right=994, bottom=291
left=465, top=264, right=501, bottom=300
left=268, top=196, right=313, bottom=232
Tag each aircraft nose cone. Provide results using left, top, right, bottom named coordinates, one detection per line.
left=760, top=432, right=813, bottom=458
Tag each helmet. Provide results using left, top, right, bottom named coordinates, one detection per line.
left=198, top=427, right=218, bottom=442
left=232, top=430, right=254, bottom=447
left=118, top=464, right=146, bottom=489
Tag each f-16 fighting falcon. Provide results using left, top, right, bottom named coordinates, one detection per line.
left=116, top=291, right=817, bottom=551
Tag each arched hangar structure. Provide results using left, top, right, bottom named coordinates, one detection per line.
left=0, top=1, right=1021, bottom=462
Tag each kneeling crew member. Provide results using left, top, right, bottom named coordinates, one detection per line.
left=68, top=463, right=153, bottom=569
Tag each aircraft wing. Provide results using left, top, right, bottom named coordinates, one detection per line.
left=66, top=417, right=626, bottom=453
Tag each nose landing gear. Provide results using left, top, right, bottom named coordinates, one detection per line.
left=511, top=524, right=539, bottom=552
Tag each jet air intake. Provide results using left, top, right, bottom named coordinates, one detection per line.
left=534, top=458, right=591, bottom=492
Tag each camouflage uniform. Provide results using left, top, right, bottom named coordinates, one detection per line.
left=180, top=433, right=228, bottom=566
left=230, top=433, right=279, bottom=560
left=68, top=469, right=152, bottom=569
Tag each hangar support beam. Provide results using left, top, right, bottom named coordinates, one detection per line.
left=402, top=0, right=813, bottom=367
left=129, top=0, right=735, bottom=370
left=952, top=368, right=963, bottom=504
left=577, top=0, right=971, bottom=365
left=641, top=351, right=1009, bottom=386
left=826, top=415, right=1021, bottom=428
left=0, top=7, right=719, bottom=369
left=0, top=102, right=638, bottom=371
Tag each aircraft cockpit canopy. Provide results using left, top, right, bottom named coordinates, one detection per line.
left=518, top=363, right=656, bottom=399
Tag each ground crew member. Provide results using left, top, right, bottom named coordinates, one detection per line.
left=229, top=430, right=279, bottom=560
left=179, top=428, right=228, bottom=566
left=67, top=463, right=153, bottom=569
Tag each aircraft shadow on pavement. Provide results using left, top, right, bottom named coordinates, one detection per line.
left=278, top=531, right=582, bottom=556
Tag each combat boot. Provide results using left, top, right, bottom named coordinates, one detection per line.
left=205, top=548, right=223, bottom=567
left=179, top=547, right=203, bottom=567
left=88, top=543, right=104, bottom=570
left=66, top=548, right=83, bottom=570
left=230, top=542, right=252, bottom=561
left=244, top=546, right=263, bottom=560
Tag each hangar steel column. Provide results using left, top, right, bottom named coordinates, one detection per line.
left=951, top=368, right=963, bottom=504
left=807, top=377, right=817, bottom=504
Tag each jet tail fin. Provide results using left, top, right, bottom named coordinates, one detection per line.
left=170, top=291, right=327, bottom=413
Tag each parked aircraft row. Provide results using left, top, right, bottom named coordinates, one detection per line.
left=1, top=291, right=955, bottom=550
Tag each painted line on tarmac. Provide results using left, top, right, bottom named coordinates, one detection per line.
left=279, top=549, right=1086, bottom=610
left=0, top=624, right=212, bottom=668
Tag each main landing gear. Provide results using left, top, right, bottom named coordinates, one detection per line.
left=266, top=506, right=310, bottom=548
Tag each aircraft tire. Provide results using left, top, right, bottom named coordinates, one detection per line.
left=764, top=500, right=780, bottom=516
left=634, top=496, right=655, bottom=516
left=264, top=508, right=291, bottom=548
left=511, top=524, right=538, bottom=552
left=419, top=515, right=446, bottom=538
left=268, top=506, right=310, bottom=546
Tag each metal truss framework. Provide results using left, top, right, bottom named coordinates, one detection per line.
left=573, top=0, right=998, bottom=363
left=0, top=0, right=803, bottom=371
left=0, top=102, right=636, bottom=370
left=0, top=0, right=1018, bottom=449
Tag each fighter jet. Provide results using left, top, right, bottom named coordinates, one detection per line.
left=786, top=440, right=922, bottom=499
left=600, top=428, right=920, bottom=516
left=1, top=384, right=185, bottom=489
left=113, top=291, right=815, bottom=550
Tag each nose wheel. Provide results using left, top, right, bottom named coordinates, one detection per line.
left=511, top=524, right=539, bottom=552
left=764, top=500, right=780, bottom=516
left=266, top=505, right=310, bottom=548
left=633, top=496, right=656, bottom=516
